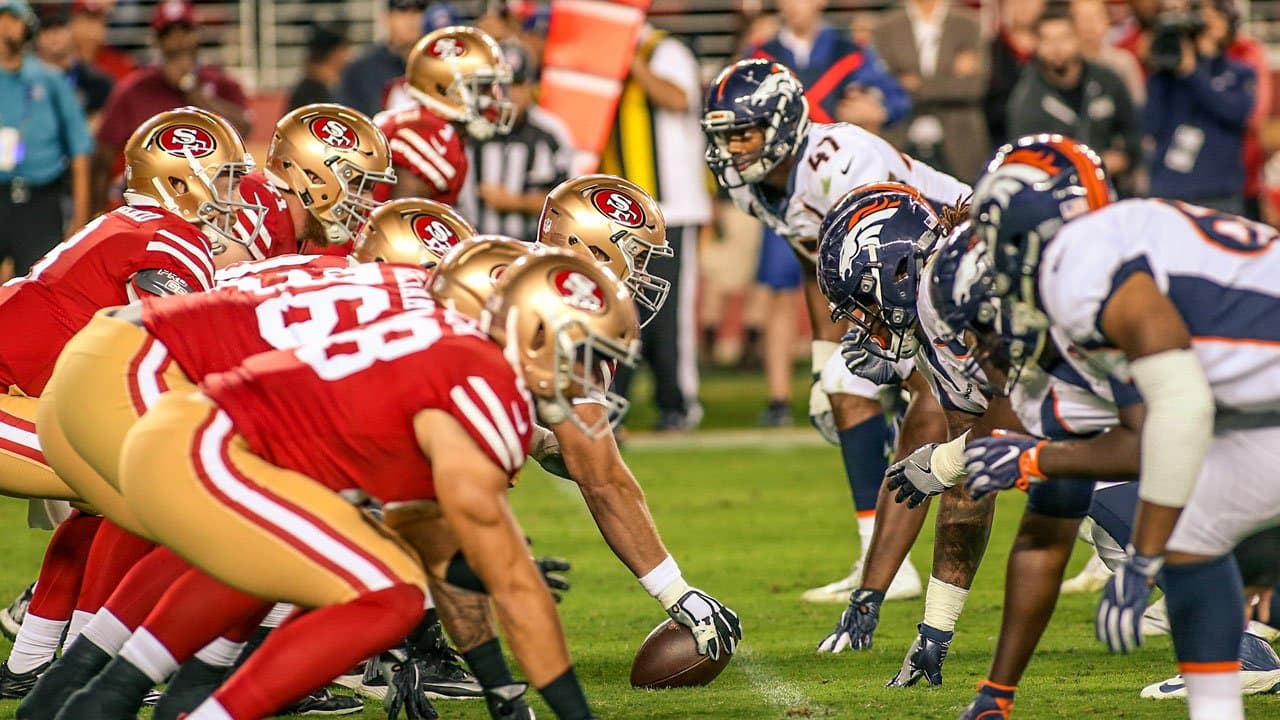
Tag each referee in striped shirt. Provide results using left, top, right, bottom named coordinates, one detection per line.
left=457, top=43, right=571, bottom=240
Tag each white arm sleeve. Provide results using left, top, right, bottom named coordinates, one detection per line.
left=1129, top=349, right=1215, bottom=508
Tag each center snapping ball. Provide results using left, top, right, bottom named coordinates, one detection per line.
left=629, top=620, right=731, bottom=689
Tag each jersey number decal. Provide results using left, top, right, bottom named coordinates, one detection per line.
left=296, top=312, right=442, bottom=381
left=1176, top=202, right=1277, bottom=254
left=807, top=136, right=841, bottom=171
left=256, top=284, right=394, bottom=349
left=7, top=215, right=111, bottom=287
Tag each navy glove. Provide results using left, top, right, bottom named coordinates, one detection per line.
left=963, top=432, right=1047, bottom=500
left=1096, top=547, right=1162, bottom=653
left=817, top=588, right=883, bottom=652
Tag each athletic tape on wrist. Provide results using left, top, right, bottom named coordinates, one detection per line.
left=639, top=554, right=684, bottom=601
left=930, top=431, right=970, bottom=486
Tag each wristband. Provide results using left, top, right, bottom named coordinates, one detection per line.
left=930, top=431, right=970, bottom=487
left=1016, top=440, right=1049, bottom=489
left=811, top=340, right=839, bottom=375
left=639, top=555, right=686, bottom=606
left=1124, top=545, right=1165, bottom=578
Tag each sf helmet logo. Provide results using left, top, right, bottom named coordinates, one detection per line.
left=309, top=117, right=359, bottom=150
left=412, top=214, right=460, bottom=247
left=156, top=124, right=217, bottom=158
left=591, top=189, right=644, bottom=228
left=430, top=37, right=464, bottom=59
left=553, top=269, right=605, bottom=312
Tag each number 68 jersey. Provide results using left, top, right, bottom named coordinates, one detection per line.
left=204, top=308, right=533, bottom=503
left=1039, top=199, right=1280, bottom=415
left=142, top=260, right=434, bottom=382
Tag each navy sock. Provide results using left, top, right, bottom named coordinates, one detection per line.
left=837, top=415, right=890, bottom=513
left=1164, top=554, right=1245, bottom=667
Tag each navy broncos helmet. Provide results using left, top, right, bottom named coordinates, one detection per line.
left=702, top=59, right=810, bottom=189
left=929, top=227, right=1049, bottom=395
left=971, top=134, right=1113, bottom=308
left=817, top=182, right=944, bottom=360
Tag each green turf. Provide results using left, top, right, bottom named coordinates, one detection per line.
left=0, top=441, right=1267, bottom=719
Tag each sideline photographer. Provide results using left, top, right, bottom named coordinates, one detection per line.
left=1144, top=0, right=1255, bottom=213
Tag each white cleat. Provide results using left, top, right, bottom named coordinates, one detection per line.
left=1141, top=632, right=1280, bottom=699
left=1060, top=551, right=1112, bottom=594
left=885, top=558, right=922, bottom=601
left=801, top=562, right=863, bottom=603
left=1141, top=596, right=1170, bottom=637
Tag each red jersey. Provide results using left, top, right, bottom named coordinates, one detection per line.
left=0, top=205, right=215, bottom=395
left=205, top=308, right=532, bottom=503
left=234, top=171, right=297, bottom=259
left=374, top=106, right=468, bottom=204
left=145, top=260, right=432, bottom=381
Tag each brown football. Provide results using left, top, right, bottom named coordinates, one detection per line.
left=629, top=620, right=731, bottom=689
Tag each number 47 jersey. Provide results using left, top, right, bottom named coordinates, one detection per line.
left=142, top=260, right=435, bottom=382
left=1039, top=198, right=1280, bottom=416
left=204, top=308, right=534, bottom=504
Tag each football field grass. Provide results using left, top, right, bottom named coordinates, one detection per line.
left=2, top=433, right=1273, bottom=719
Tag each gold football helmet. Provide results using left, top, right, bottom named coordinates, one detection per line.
left=405, top=26, right=514, bottom=141
left=124, top=106, right=263, bottom=252
left=354, top=198, right=476, bottom=268
left=484, top=250, right=640, bottom=438
left=267, top=103, right=397, bottom=246
left=538, top=174, right=672, bottom=327
left=429, top=235, right=538, bottom=320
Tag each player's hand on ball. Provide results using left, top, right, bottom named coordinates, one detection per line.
left=817, top=588, right=883, bottom=652
left=1096, top=547, right=1162, bottom=654
left=482, top=683, right=535, bottom=720
left=885, top=443, right=947, bottom=508
left=665, top=588, right=742, bottom=661
left=963, top=432, right=1047, bottom=500
left=840, top=331, right=899, bottom=385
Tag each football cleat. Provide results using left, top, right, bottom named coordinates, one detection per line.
left=359, top=647, right=482, bottom=702
left=1060, top=550, right=1113, bottom=594
left=887, top=623, right=953, bottom=687
left=16, top=640, right=112, bottom=719
left=0, top=582, right=34, bottom=640
left=280, top=688, right=364, bottom=716
left=1141, top=596, right=1169, bottom=637
left=332, top=661, right=366, bottom=691
left=959, top=693, right=1013, bottom=720
left=152, top=657, right=231, bottom=720
left=803, top=557, right=922, bottom=604
left=0, top=659, right=49, bottom=700
left=1140, top=631, right=1280, bottom=699
left=44, top=655, right=156, bottom=720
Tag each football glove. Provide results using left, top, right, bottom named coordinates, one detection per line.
left=817, top=588, right=883, bottom=653
left=483, top=683, right=536, bottom=720
left=1096, top=547, right=1162, bottom=654
left=885, top=443, right=949, bottom=508
left=964, top=432, right=1048, bottom=500
left=535, top=556, right=571, bottom=603
left=809, top=341, right=839, bottom=445
left=528, top=425, right=571, bottom=479
left=841, top=332, right=901, bottom=386
left=665, top=588, right=742, bottom=661
left=383, top=652, right=440, bottom=720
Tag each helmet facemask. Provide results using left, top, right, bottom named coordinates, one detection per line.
left=182, top=151, right=265, bottom=255
left=412, top=65, right=516, bottom=141
left=704, top=118, right=780, bottom=189
left=306, top=156, right=397, bottom=245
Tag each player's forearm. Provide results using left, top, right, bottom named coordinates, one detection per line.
left=574, top=464, right=670, bottom=578
left=1131, top=501, right=1184, bottom=559
left=1038, top=427, right=1140, bottom=478
left=967, top=395, right=1025, bottom=439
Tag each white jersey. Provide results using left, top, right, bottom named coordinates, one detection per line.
left=916, top=228, right=990, bottom=415
left=728, top=122, right=972, bottom=259
left=1010, top=328, right=1140, bottom=440
left=1042, top=199, right=1280, bottom=416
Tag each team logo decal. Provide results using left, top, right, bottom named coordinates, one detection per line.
left=156, top=124, right=217, bottom=158
left=553, top=269, right=605, bottom=312
left=591, top=189, right=644, bottom=228
left=430, top=37, right=465, bottom=59
left=839, top=196, right=901, bottom=280
left=309, top=117, right=359, bottom=151
left=1002, top=148, right=1063, bottom=176
left=412, top=214, right=461, bottom=247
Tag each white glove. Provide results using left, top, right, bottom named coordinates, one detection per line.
left=809, top=340, right=839, bottom=445
left=527, top=425, right=571, bottom=479
left=661, top=585, right=742, bottom=661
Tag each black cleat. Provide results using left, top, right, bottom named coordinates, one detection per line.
left=16, top=640, right=112, bottom=720
left=0, top=583, right=34, bottom=641
left=280, top=688, right=364, bottom=716
left=1, top=660, right=50, bottom=700
left=50, top=656, right=156, bottom=720
left=886, top=623, right=953, bottom=687
left=152, top=658, right=230, bottom=720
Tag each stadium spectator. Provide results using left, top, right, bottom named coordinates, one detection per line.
left=0, top=0, right=92, bottom=279
left=336, top=0, right=425, bottom=117
left=456, top=43, right=571, bottom=239
left=34, top=4, right=112, bottom=132
left=1008, top=7, right=1139, bottom=187
left=475, top=0, right=520, bottom=45
left=91, top=0, right=250, bottom=214
left=1113, top=0, right=1161, bottom=64
left=286, top=21, right=350, bottom=111
left=1144, top=0, right=1255, bottom=214
left=604, top=24, right=709, bottom=432
left=518, top=2, right=550, bottom=77
left=873, top=0, right=990, bottom=180
left=1070, top=0, right=1145, bottom=105
left=984, top=0, right=1044, bottom=145
left=422, top=1, right=459, bottom=32
left=1222, top=3, right=1272, bottom=219
left=68, top=0, right=132, bottom=82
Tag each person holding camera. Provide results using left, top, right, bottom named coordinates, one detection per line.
left=1144, top=0, right=1255, bottom=214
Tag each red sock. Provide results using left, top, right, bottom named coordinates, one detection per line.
left=27, top=512, right=103, bottom=620
left=223, top=606, right=274, bottom=644
left=99, top=547, right=194, bottom=630
left=75, top=520, right=155, bottom=614
left=214, top=584, right=425, bottom=719
left=141, top=568, right=271, bottom=662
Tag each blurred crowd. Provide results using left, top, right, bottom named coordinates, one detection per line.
left=0, top=0, right=1276, bottom=430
